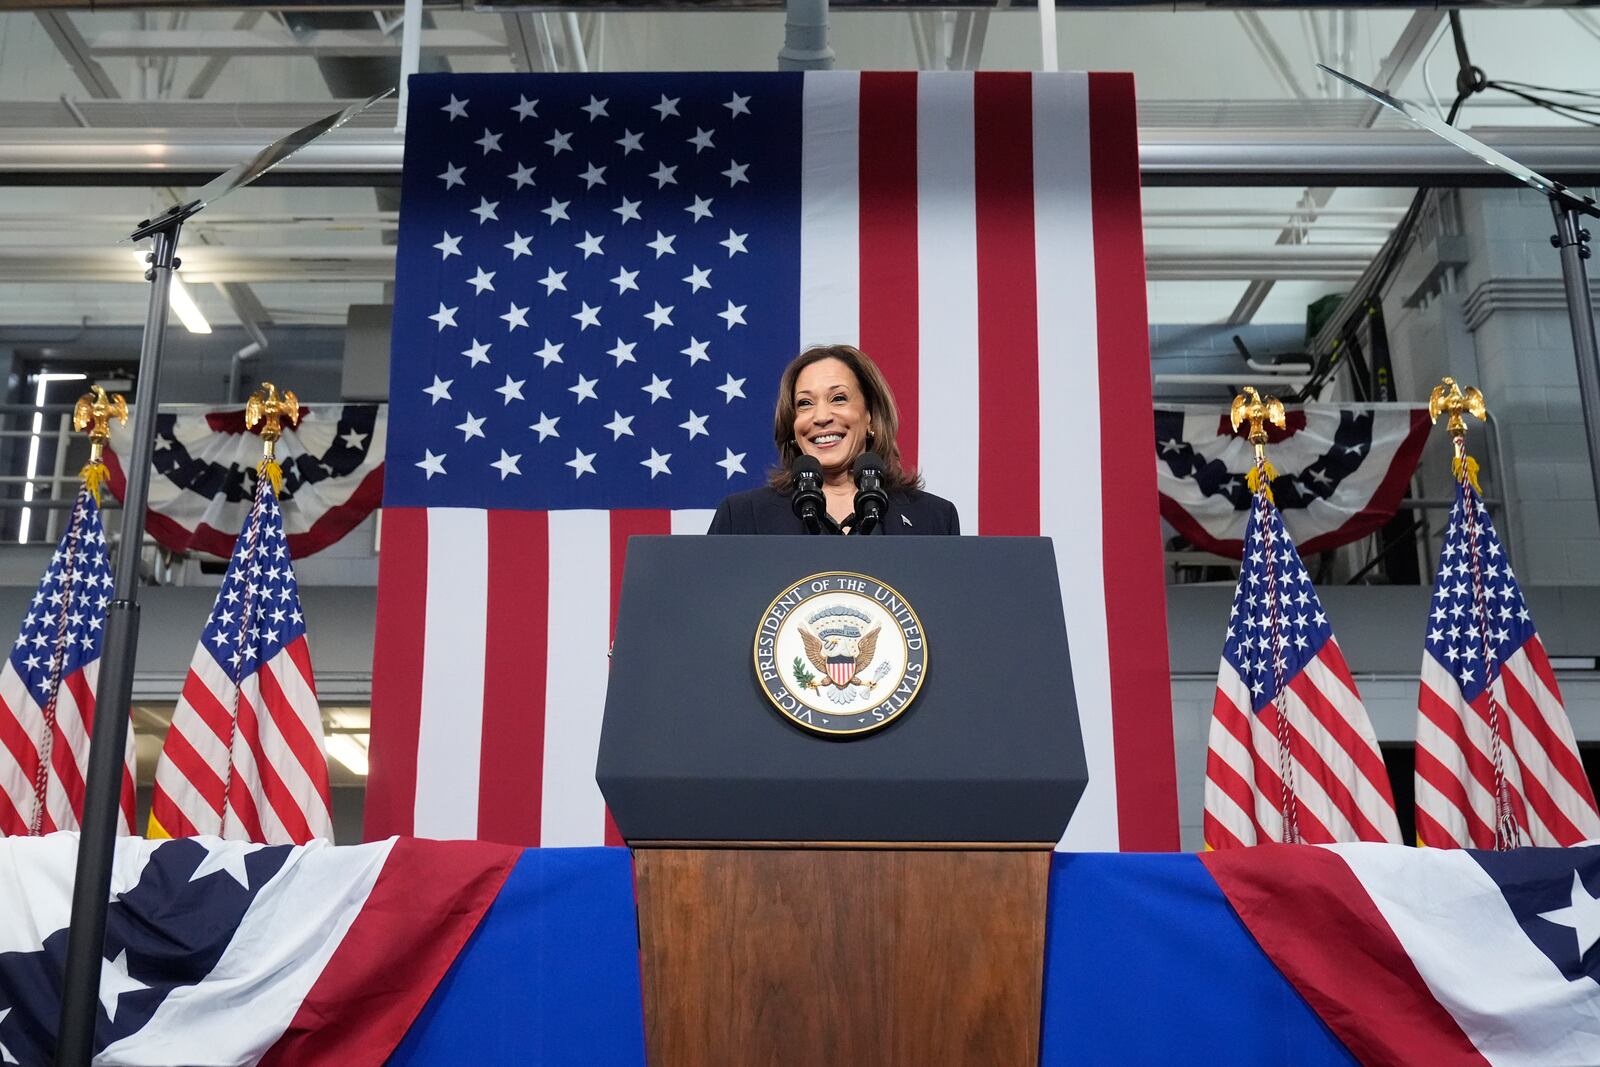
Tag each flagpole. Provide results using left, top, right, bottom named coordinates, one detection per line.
left=54, top=212, right=181, bottom=1067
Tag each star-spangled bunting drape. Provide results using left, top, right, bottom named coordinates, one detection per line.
left=365, top=71, right=1176, bottom=850
left=1156, top=403, right=1431, bottom=559
left=1414, top=474, right=1600, bottom=849
left=0, top=489, right=135, bottom=836
left=1203, top=488, right=1400, bottom=848
left=106, top=403, right=386, bottom=560
left=149, top=475, right=333, bottom=844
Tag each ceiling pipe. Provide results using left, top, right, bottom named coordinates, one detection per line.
left=778, top=0, right=833, bottom=70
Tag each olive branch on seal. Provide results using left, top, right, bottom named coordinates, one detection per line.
left=791, top=656, right=816, bottom=690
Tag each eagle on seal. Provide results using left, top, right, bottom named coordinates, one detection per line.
left=800, top=625, right=881, bottom=690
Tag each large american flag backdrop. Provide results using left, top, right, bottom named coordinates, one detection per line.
left=366, top=71, right=1176, bottom=850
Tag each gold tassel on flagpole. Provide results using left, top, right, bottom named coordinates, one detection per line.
left=72, top=385, right=128, bottom=505
left=245, top=382, right=300, bottom=495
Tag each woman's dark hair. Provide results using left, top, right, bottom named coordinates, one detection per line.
left=767, top=344, right=922, bottom=493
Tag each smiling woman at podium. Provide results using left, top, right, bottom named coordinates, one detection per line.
left=708, top=344, right=960, bottom=535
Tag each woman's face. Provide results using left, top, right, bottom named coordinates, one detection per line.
left=792, top=357, right=871, bottom=477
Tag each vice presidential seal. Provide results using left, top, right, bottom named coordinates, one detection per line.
left=753, top=571, right=928, bottom=736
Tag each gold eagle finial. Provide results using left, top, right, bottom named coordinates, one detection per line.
left=245, top=382, right=300, bottom=495
left=1429, top=377, right=1488, bottom=493
left=73, top=385, right=128, bottom=505
left=1230, top=386, right=1287, bottom=488
left=1428, top=376, right=1487, bottom=440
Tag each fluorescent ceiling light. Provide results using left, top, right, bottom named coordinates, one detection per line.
left=133, top=250, right=212, bottom=335
left=325, top=733, right=369, bottom=777
left=19, top=372, right=90, bottom=545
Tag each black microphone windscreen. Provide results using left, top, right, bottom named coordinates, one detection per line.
left=793, top=454, right=823, bottom=478
left=852, top=451, right=885, bottom=476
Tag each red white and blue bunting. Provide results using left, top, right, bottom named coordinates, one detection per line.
left=1156, top=403, right=1431, bottom=559
left=105, top=403, right=385, bottom=560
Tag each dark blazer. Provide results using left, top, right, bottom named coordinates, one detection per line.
left=708, top=485, right=960, bottom=535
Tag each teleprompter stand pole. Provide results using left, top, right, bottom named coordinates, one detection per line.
left=55, top=209, right=184, bottom=1067
left=1548, top=196, right=1600, bottom=532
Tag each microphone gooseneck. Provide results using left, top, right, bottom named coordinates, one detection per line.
left=852, top=452, right=888, bottom=535
left=790, top=455, right=830, bottom=535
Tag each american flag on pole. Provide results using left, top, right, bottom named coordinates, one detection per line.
left=149, top=476, right=333, bottom=843
left=0, top=488, right=134, bottom=836
left=1414, top=475, right=1600, bottom=849
left=1203, top=488, right=1400, bottom=848
left=366, top=71, right=1175, bottom=850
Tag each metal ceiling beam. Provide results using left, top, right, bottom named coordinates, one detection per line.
left=0, top=243, right=1373, bottom=284
left=184, top=12, right=264, bottom=99
left=3, top=127, right=1600, bottom=185
left=88, top=27, right=507, bottom=58
left=1227, top=9, right=1443, bottom=325
left=35, top=13, right=120, bottom=99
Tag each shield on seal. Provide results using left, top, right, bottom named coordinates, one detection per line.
left=827, top=658, right=856, bottom=687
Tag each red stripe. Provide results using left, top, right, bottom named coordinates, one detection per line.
left=365, top=508, right=428, bottom=839
left=1203, top=846, right=1488, bottom=1066
left=1298, top=645, right=1394, bottom=791
left=149, top=783, right=200, bottom=838
left=0, top=695, right=41, bottom=819
left=477, top=511, right=549, bottom=846
left=259, top=838, right=519, bottom=1067
left=1203, top=745, right=1263, bottom=847
left=1088, top=72, right=1178, bottom=850
left=607, top=511, right=671, bottom=846
left=972, top=72, right=1039, bottom=537
left=1499, top=655, right=1596, bottom=809
left=234, top=687, right=314, bottom=844
left=0, top=786, right=24, bottom=837
left=152, top=724, right=226, bottom=818
left=259, top=647, right=331, bottom=804
left=1414, top=743, right=1491, bottom=848
left=857, top=71, right=920, bottom=473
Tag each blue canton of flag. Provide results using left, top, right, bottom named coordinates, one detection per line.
left=0, top=488, right=134, bottom=837
left=386, top=73, right=803, bottom=510
left=1221, top=497, right=1332, bottom=711
left=1422, top=489, right=1529, bottom=703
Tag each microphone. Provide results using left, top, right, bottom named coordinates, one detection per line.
left=790, top=455, right=829, bottom=534
left=852, top=452, right=888, bottom=535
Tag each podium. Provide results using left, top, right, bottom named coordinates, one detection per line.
left=598, top=536, right=1086, bottom=1066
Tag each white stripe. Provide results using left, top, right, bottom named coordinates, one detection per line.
left=671, top=509, right=716, bottom=536
left=916, top=72, right=980, bottom=534
left=799, top=70, right=860, bottom=347
left=100, top=837, right=397, bottom=1066
left=541, top=511, right=611, bottom=846
left=1032, top=73, right=1119, bottom=851
left=412, top=508, right=488, bottom=840
left=1202, top=767, right=1259, bottom=847
left=1416, top=706, right=1498, bottom=843
left=1500, top=647, right=1600, bottom=837
left=1333, top=843, right=1600, bottom=1066
left=1420, top=655, right=1550, bottom=842
left=0, top=834, right=162, bottom=956
left=1212, top=664, right=1284, bottom=842
left=1279, top=680, right=1399, bottom=842
left=1414, top=770, right=1474, bottom=846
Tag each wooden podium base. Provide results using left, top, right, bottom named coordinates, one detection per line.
left=633, top=845, right=1052, bottom=1067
